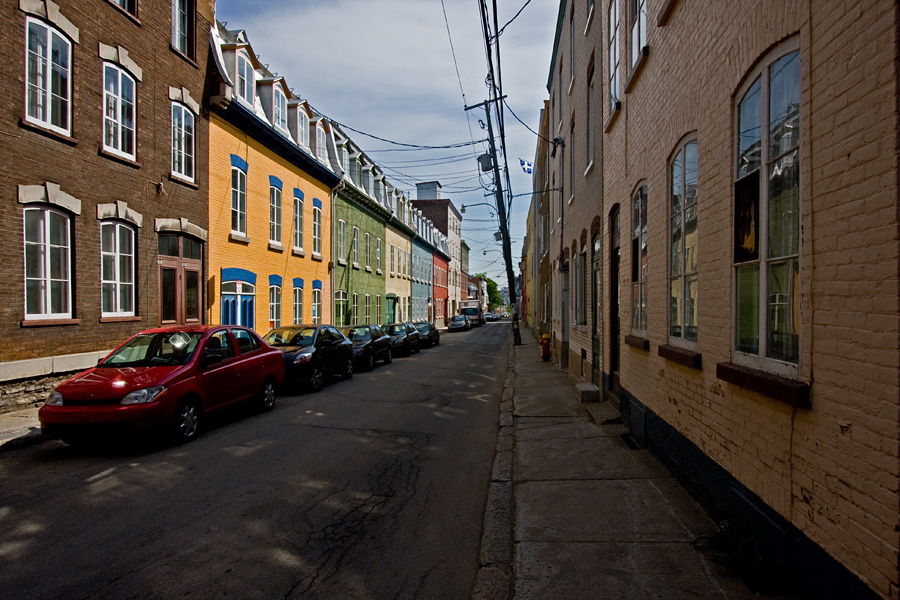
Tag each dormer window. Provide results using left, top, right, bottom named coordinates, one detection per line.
left=236, top=52, right=254, bottom=105
left=315, top=123, right=326, bottom=162
left=341, top=144, right=350, bottom=176
left=298, top=109, right=309, bottom=147
left=273, top=84, right=287, bottom=131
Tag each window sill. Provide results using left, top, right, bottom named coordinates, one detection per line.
left=568, top=77, right=575, bottom=96
left=366, top=266, right=372, bottom=273
left=584, top=160, right=595, bottom=177
left=376, top=269, right=383, bottom=276
left=21, top=318, right=81, bottom=327
left=656, top=0, right=678, bottom=25
left=169, top=173, right=198, bottom=189
left=337, top=259, right=347, bottom=266
left=292, top=248, right=306, bottom=258
left=312, top=253, right=323, bottom=262
left=604, top=101, right=622, bottom=132
left=169, top=44, right=198, bottom=68
left=584, top=5, right=594, bottom=34
left=716, top=361, right=811, bottom=408
left=99, top=147, right=141, bottom=169
left=624, top=334, right=649, bottom=351
left=100, top=315, right=142, bottom=323
left=659, top=344, right=701, bottom=369
left=268, top=242, right=285, bottom=252
left=20, top=118, right=77, bottom=146
left=625, top=46, right=650, bottom=93
left=229, top=232, right=251, bottom=244
left=352, top=263, right=360, bottom=270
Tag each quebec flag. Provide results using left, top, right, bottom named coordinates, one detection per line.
left=519, top=158, right=533, bottom=175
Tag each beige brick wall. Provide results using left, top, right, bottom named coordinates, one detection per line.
left=544, top=0, right=900, bottom=596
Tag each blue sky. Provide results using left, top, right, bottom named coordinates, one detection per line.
left=213, top=0, right=557, bottom=286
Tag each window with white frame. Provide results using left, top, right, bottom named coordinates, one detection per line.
left=376, top=238, right=383, bottom=271
left=734, top=44, right=801, bottom=368
left=340, top=144, right=350, bottom=176
left=316, top=123, right=327, bottom=162
left=171, top=0, right=192, bottom=57
left=171, top=102, right=194, bottom=181
left=312, top=288, right=322, bottom=324
left=26, top=18, right=72, bottom=136
left=293, top=285, right=303, bottom=324
left=631, top=185, right=648, bottom=332
left=293, top=194, right=304, bottom=250
left=24, top=206, right=71, bottom=319
left=390, top=244, right=395, bottom=274
left=269, top=184, right=282, bottom=244
left=269, top=285, right=281, bottom=328
left=576, top=251, right=587, bottom=324
left=273, top=85, right=287, bottom=131
left=101, top=221, right=135, bottom=316
left=236, top=52, right=254, bottom=105
left=569, top=8, right=575, bottom=86
left=586, top=63, right=595, bottom=167
left=103, top=64, right=136, bottom=159
left=335, top=290, right=348, bottom=326
left=365, top=294, right=371, bottom=323
left=629, top=0, right=647, bottom=67
left=298, top=110, right=309, bottom=147
left=376, top=295, right=382, bottom=325
left=313, top=206, right=322, bottom=254
left=231, top=165, right=247, bottom=235
left=337, top=220, right=346, bottom=261
left=608, top=0, right=620, bottom=112
left=352, top=227, right=359, bottom=265
left=352, top=293, right=359, bottom=325
left=365, top=233, right=371, bottom=268
left=669, top=139, right=699, bottom=343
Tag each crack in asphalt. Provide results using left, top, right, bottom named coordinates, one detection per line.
left=283, top=430, right=431, bottom=599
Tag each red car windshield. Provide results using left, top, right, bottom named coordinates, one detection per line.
left=102, top=331, right=203, bottom=367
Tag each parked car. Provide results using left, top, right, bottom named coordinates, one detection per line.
left=340, top=324, right=392, bottom=371
left=386, top=322, right=421, bottom=356
left=414, top=322, right=440, bottom=348
left=39, top=325, right=285, bottom=445
left=263, top=324, right=353, bottom=392
left=484, top=313, right=497, bottom=322
left=448, top=315, right=471, bottom=332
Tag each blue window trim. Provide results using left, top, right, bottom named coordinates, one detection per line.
left=269, top=175, right=283, bottom=190
left=230, top=154, right=249, bottom=173
left=222, top=267, right=256, bottom=285
left=294, top=188, right=304, bottom=200
left=312, top=280, right=323, bottom=290
left=293, top=277, right=304, bottom=288
left=313, top=198, right=323, bottom=209
left=269, top=274, right=283, bottom=287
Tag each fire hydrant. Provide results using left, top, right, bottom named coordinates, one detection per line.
left=539, top=334, right=551, bottom=361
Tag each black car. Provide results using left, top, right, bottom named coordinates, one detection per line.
left=385, top=322, right=420, bottom=356
left=263, top=324, right=353, bottom=392
left=340, top=324, right=392, bottom=371
left=447, top=315, right=471, bottom=332
left=414, top=322, right=440, bottom=348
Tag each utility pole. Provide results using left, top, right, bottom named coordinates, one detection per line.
left=466, top=97, right=521, bottom=344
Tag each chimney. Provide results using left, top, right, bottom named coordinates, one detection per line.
left=416, top=181, right=442, bottom=200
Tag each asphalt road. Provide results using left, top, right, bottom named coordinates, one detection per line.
left=0, top=322, right=511, bottom=600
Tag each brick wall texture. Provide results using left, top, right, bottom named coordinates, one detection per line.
left=542, top=0, right=900, bottom=597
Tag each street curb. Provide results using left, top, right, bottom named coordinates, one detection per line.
left=471, top=338, right=516, bottom=600
left=0, top=430, right=45, bottom=454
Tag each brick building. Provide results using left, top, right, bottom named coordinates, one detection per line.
left=534, top=1, right=900, bottom=598
left=0, top=0, right=212, bottom=384
left=207, top=22, right=340, bottom=331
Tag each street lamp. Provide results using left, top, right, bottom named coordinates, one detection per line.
left=460, top=202, right=496, bottom=213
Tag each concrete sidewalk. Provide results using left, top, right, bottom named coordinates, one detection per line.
left=473, top=328, right=758, bottom=600
left=0, top=406, right=42, bottom=452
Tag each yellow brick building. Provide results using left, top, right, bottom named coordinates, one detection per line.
left=207, top=23, right=340, bottom=332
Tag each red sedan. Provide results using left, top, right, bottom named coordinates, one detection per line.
left=39, top=325, right=284, bottom=444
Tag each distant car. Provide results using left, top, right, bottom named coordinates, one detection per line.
left=501, top=312, right=510, bottom=319
left=414, top=322, right=440, bottom=348
left=448, top=315, right=471, bottom=332
left=485, top=313, right=497, bottom=322
left=340, top=324, right=392, bottom=371
left=39, top=325, right=285, bottom=445
left=386, top=322, right=421, bottom=356
left=263, top=324, right=353, bottom=392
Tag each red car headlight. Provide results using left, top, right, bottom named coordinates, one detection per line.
left=120, top=386, right=166, bottom=405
